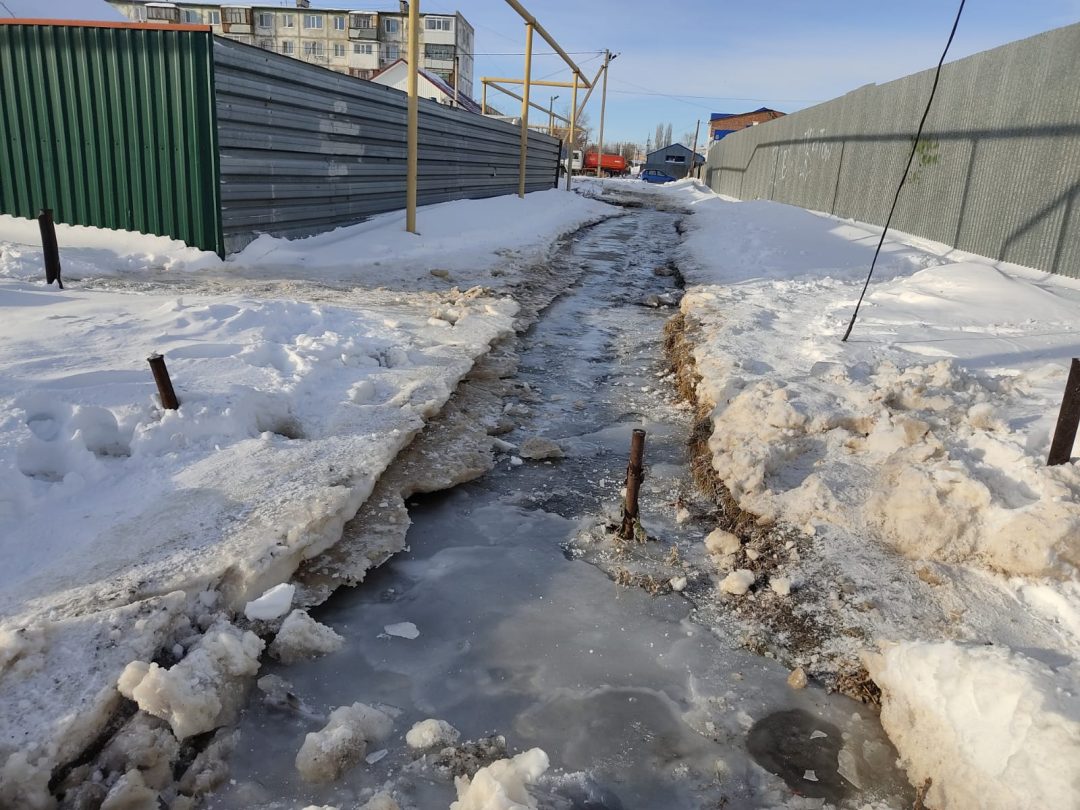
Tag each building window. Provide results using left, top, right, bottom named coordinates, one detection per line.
left=425, top=16, right=453, bottom=31
left=383, top=18, right=400, bottom=34
left=382, top=44, right=400, bottom=61
left=257, top=12, right=273, bottom=28
left=281, top=40, right=294, bottom=54
left=350, top=13, right=374, bottom=29
left=353, top=42, right=373, bottom=55
left=303, top=41, right=325, bottom=57
left=349, top=68, right=374, bottom=79
left=223, top=8, right=247, bottom=25
left=333, top=43, right=346, bottom=57
left=333, top=15, right=346, bottom=30
left=147, top=5, right=179, bottom=21
left=280, top=13, right=294, bottom=28
left=665, top=155, right=686, bottom=164
left=207, top=10, right=221, bottom=25
left=181, top=9, right=201, bottom=23
left=304, top=14, right=323, bottom=29
left=425, top=44, right=454, bottom=61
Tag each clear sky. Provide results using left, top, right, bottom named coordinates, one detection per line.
left=26, top=0, right=1080, bottom=146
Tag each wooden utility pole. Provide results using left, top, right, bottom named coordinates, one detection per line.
left=452, top=55, right=460, bottom=108
left=565, top=72, right=578, bottom=191
left=595, top=49, right=611, bottom=176
left=689, top=119, right=700, bottom=179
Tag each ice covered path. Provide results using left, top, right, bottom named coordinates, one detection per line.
left=211, top=199, right=911, bottom=809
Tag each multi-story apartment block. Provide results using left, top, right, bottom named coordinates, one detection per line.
left=108, top=1, right=475, bottom=99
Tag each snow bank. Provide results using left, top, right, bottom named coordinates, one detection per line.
left=869, top=641, right=1080, bottom=809
left=666, top=188, right=1080, bottom=579
left=118, top=620, right=264, bottom=740
left=450, top=748, right=550, bottom=810
left=405, top=718, right=460, bottom=750
left=295, top=702, right=393, bottom=783
left=269, top=609, right=344, bottom=664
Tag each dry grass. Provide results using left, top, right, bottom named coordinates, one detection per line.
left=833, top=664, right=883, bottom=707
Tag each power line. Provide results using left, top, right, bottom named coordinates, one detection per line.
left=842, top=0, right=966, bottom=342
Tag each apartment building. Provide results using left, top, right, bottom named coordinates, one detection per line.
left=108, top=1, right=475, bottom=98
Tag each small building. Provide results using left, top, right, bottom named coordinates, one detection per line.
left=643, top=143, right=705, bottom=180
left=709, top=107, right=785, bottom=140
left=369, top=59, right=481, bottom=113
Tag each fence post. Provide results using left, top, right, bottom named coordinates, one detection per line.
left=619, top=429, right=646, bottom=540
left=1048, top=358, right=1080, bottom=465
left=38, top=209, right=63, bottom=289
left=147, top=354, right=180, bottom=411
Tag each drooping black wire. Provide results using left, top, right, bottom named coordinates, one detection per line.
left=841, top=0, right=966, bottom=342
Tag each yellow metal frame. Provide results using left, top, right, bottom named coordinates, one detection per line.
left=486, top=81, right=570, bottom=124
left=405, top=0, right=419, bottom=233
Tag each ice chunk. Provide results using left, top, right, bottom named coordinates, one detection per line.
left=359, top=793, right=400, bottom=810
left=117, top=620, right=264, bottom=740
left=295, top=702, right=393, bottom=784
left=719, top=569, right=755, bottom=595
left=244, top=583, right=295, bottom=621
left=451, top=748, right=550, bottom=810
left=518, top=437, right=564, bottom=460
left=705, top=528, right=740, bottom=556
left=384, top=622, right=419, bottom=639
left=669, top=576, right=687, bottom=592
left=769, top=577, right=791, bottom=596
left=406, top=718, right=461, bottom=750
left=270, top=610, right=344, bottom=664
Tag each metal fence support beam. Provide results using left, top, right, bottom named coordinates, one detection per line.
left=485, top=81, right=569, bottom=123
left=405, top=0, right=420, bottom=233
left=518, top=22, right=534, bottom=199
left=566, top=72, right=578, bottom=191
left=500, top=0, right=592, bottom=88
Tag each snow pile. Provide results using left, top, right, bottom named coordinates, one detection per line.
left=406, top=718, right=460, bottom=750
left=295, top=702, right=393, bottom=783
left=664, top=189, right=1080, bottom=578
left=244, top=583, right=295, bottom=621
left=869, top=641, right=1080, bottom=809
left=451, top=748, right=550, bottom=810
left=117, top=620, right=264, bottom=740
left=269, top=610, right=344, bottom=664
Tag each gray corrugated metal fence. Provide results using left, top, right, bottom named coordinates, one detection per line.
left=214, top=38, right=560, bottom=252
left=705, top=23, right=1080, bottom=278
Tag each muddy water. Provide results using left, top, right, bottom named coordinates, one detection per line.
left=209, top=207, right=910, bottom=809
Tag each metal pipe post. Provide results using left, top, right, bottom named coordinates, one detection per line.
left=1048, top=358, right=1080, bottom=465
left=405, top=0, right=420, bottom=233
left=619, top=428, right=646, bottom=540
left=38, top=208, right=63, bottom=289
left=518, top=22, right=534, bottom=199
left=147, top=354, right=180, bottom=410
left=689, top=119, right=701, bottom=179
left=596, top=50, right=610, bottom=176
left=566, top=72, right=578, bottom=191
left=482, top=82, right=487, bottom=114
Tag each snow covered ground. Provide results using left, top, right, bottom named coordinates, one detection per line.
left=0, top=190, right=614, bottom=807
left=634, top=178, right=1080, bottom=809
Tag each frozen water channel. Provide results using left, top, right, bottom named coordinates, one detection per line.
left=209, top=204, right=911, bottom=809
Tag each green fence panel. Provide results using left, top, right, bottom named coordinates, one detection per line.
left=0, top=22, right=223, bottom=256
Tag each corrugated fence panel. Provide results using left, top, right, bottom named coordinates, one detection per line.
left=704, top=23, right=1080, bottom=278
left=0, top=23, right=223, bottom=255
left=213, top=39, right=560, bottom=251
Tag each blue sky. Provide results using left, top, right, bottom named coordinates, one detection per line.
left=31, top=0, right=1080, bottom=145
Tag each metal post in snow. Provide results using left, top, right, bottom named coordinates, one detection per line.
left=147, top=354, right=180, bottom=411
left=596, top=50, right=610, bottom=177
left=517, top=22, right=534, bottom=198
left=1048, top=358, right=1080, bottom=465
left=566, top=71, right=578, bottom=192
left=405, top=0, right=420, bottom=233
left=689, top=119, right=701, bottom=180
left=38, top=208, right=63, bottom=289
left=619, top=428, right=646, bottom=540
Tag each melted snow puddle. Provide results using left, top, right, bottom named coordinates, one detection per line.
left=209, top=208, right=910, bottom=809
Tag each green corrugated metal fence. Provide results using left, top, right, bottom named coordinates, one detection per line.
left=0, top=22, right=224, bottom=255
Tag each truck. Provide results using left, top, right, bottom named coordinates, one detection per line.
left=559, top=150, right=628, bottom=176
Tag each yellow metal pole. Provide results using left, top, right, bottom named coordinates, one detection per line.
left=501, top=0, right=591, bottom=86
left=487, top=82, right=569, bottom=122
left=518, top=22, right=533, bottom=199
left=565, top=71, right=577, bottom=191
left=482, top=82, right=487, bottom=114
left=405, top=0, right=420, bottom=233
left=482, top=76, right=579, bottom=88
left=596, top=50, right=610, bottom=176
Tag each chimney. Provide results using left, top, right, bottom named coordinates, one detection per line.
left=399, top=1, right=408, bottom=13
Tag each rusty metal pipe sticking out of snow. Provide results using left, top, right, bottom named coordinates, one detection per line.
left=38, top=208, right=63, bottom=289
left=619, top=428, right=647, bottom=540
left=147, top=353, right=180, bottom=411
left=1047, top=358, right=1080, bottom=466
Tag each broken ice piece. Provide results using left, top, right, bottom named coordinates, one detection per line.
left=803, top=769, right=818, bottom=782
left=669, top=576, right=687, bottom=592
left=675, top=506, right=691, bottom=524
left=810, top=730, right=828, bottom=740
left=244, top=583, right=295, bottom=621
left=383, top=622, right=420, bottom=640
left=365, top=749, right=388, bottom=764
left=509, top=456, right=524, bottom=467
